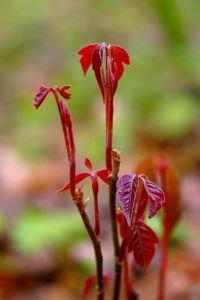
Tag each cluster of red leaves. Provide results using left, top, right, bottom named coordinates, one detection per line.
left=116, top=174, right=165, bottom=267
left=78, top=43, right=130, bottom=172
left=78, top=43, right=130, bottom=98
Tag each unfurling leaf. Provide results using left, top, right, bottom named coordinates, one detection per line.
left=78, top=43, right=130, bottom=98
left=34, top=85, right=50, bottom=108
left=129, top=220, right=158, bottom=267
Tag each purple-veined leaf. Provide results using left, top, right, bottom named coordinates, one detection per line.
left=116, top=174, right=139, bottom=226
left=34, top=85, right=50, bottom=108
left=141, top=175, right=165, bottom=218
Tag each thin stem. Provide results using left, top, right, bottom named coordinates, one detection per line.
left=93, top=190, right=100, bottom=237
left=158, top=226, right=169, bottom=300
left=106, top=96, right=113, bottom=172
left=109, top=150, right=122, bottom=300
left=124, top=252, right=131, bottom=300
left=76, top=200, right=104, bottom=300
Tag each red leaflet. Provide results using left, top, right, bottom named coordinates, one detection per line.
left=78, top=44, right=97, bottom=74
left=116, top=174, right=139, bottom=226
left=58, top=85, right=71, bottom=100
left=34, top=85, right=50, bottom=108
left=140, top=175, right=165, bottom=218
left=57, top=172, right=90, bottom=192
left=97, top=169, right=109, bottom=184
left=58, top=168, right=109, bottom=192
left=116, top=208, right=130, bottom=240
left=129, top=221, right=158, bottom=267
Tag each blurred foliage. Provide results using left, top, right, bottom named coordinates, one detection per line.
left=12, top=209, right=86, bottom=254
left=147, top=215, right=187, bottom=246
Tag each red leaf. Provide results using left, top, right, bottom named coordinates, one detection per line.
left=58, top=85, right=71, bottom=100
left=78, top=44, right=97, bottom=74
left=57, top=172, right=90, bottom=192
left=110, top=45, right=130, bottom=80
left=111, top=45, right=130, bottom=65
left=116, top=174, right=139, bottom=226
left=97, top=169, right=109, bottom=184
left=84, top=157, right=93, bottom=170
left=141, top=175, right=165, bottom=218
left=78, top=43, right=130, bottom=99
left=116, top=208, right=129, bottom=239
left=34, top=85, right=50, bottom=108
left=129, top=220, right=158, bottom=267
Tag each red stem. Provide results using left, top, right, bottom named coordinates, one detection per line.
left=53, top=88, right=76, bottom=198
left=158, top=225, right=169, bottom=300
left=123, top=252, right=132, bottom=299
left=92, top=186, right=100, bottom=237
left=76, top=201, right=104, bottom=300
left=106, top=94, right=113, bottom=172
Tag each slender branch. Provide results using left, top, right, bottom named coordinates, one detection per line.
left=158, top=226, right=169, bottom=300
left=93, top=189, right=100, bottom=237
left=76, top=191, right=104, bottom=300
left=109, top=150, right=122, bottom=300
left=123, top=252, right=131, bottom=299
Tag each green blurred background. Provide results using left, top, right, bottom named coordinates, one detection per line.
left=0, top=0, right=200, bottom=299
